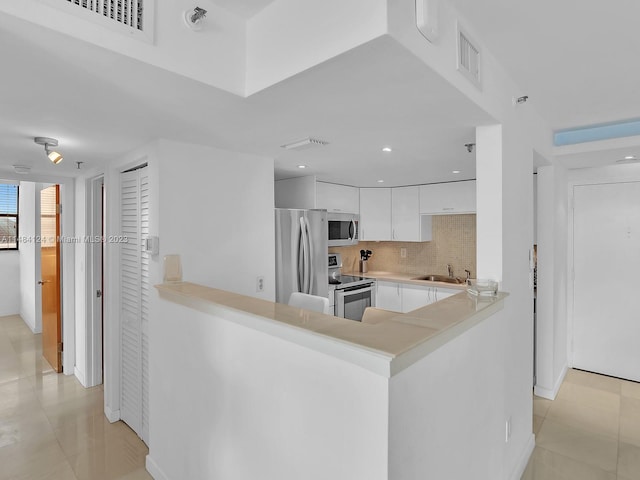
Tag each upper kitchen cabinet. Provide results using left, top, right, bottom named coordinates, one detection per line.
left=360, top=188, right=392, bottom=241
left=316, top=182, right=359, bottom=214
left=360, top=186, right=432, bottom=242
left=275, top=177, right=360, bottom=213
left=419, top=180, right=476, bottom=214
left=392, top=186, right=420, bottom=241
left=275, top=176, right=317, bottom=209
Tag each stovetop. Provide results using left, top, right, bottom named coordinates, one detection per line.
left=328, top=274, right=375, bottom=289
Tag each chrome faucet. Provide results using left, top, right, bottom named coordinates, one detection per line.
left=447, top=264, right=454, bottom=278
left=465, top=269, right=472, bottom=281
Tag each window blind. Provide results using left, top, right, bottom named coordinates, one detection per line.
left=0, top=184, right=18, bottom=250
left=0, top=185, right=17, bottom=215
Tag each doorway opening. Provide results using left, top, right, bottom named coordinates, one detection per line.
left=87, top=175, right=105, bottom=386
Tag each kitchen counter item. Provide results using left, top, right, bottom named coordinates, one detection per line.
left=466, top=279, right=498, bottom=297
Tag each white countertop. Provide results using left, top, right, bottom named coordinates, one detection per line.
left=156, top=282, right=507, bottom=376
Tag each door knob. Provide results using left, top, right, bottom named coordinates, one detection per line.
left=38, top=280, right=49, bottom=285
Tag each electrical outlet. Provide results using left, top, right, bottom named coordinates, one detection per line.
left=400, top=248, right=407, bottom=258
left=256, top=276, right=264, bottom=292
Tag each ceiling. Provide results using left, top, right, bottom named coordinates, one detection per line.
left=0, top=12, right=490, bottom=187
left=2, top=1, right=640, bottom=184
left=448, top=0, right=640, bottom=131
left=209, top=0, right=277, bottom=19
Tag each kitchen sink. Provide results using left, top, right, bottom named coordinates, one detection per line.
left=411, top=274, right=465, bottom=284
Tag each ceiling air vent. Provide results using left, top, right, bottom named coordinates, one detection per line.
left=281, top=137, right=330, bottom=151
left=456, top=22, right=481, bottom=89
left=66, top=0, right=144, bottom=31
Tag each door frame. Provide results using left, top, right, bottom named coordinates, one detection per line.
left=85, top=174, right=105, bottom=387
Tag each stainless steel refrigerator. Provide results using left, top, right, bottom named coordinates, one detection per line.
left=275, top=208, right=328, bottom=304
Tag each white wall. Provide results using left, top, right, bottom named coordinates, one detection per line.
left=389, top=303, right=508, bottom=479
left=18, top=182, right=41, bottom=332
left=384, top=2, right=542, bottom=477
left=99, top=138, right=275, bottom=423
left=155, top=139, right=275, bottom=299
left=0, top=251, right=20, bottom=317
left=147, top=297, right=389, bottom=480
left=534, top=165, right=569, bottom=399
left=246, top=0, right=388, bottom=95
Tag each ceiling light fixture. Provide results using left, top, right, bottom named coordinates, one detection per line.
left=452, top=170, right=461, bottom=174
left=297, top=165, right=307, bottom=169
left=465, top=143, right=475, bottom=153
left=184, top=6, right=207, bottom=31
left=34, top=137, right=63, bottom=164
left=382, top=147, right=392, bottom=153
left=377, top=180, right=385, bottom=183
left=625, top=155, right=636, bottom=160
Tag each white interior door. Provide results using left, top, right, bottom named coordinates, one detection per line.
left=573, top=181, right=640, bottom=382
left=120, top=166, right=150, bottom=443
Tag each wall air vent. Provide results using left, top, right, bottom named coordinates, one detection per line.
left=281, top=138, right=330, bottom=151
left=456, top=22, right=481, bottom=89
left=66, top=0, right=144, bottom=31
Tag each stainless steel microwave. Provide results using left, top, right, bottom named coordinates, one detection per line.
left=327, top=213, right=359, bottom=246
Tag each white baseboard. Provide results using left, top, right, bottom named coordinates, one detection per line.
left=534, top=364, right=568, bottom=400
left=146, top=455, right=169, bottom=480
left=104, top=406, right=120, bottom=423
left=74, top=367, right=87, bottom=387
left=510, top=433, right=535, bottom=480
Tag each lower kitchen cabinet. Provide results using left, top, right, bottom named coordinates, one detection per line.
left=402, top=284, right=460, bottom=312
left=376, top=281, right=461, bottom=313
left=376, top=281, right=402, bottom=312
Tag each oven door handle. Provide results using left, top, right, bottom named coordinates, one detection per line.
left=339, top=285, right=375, bottom=294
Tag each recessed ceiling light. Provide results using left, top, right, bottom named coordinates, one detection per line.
left=377, top=179, right=385, bottom=183
left=382, top=147, right=392, bottom=153
left=625, top=155, right=636, bottom=160
left=452, top=170, right=461, bottom=174
left=297, top=165, right=307, bottom=169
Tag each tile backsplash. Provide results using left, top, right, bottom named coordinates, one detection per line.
left=331, top=214, right=476, bottom=279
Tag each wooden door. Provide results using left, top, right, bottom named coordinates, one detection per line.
left=41, top=185, right=61, bottom=372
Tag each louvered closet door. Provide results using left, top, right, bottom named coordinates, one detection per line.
left=120, top=166, right=150, bottom=444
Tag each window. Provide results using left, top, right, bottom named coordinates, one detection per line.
left=0, top=184, right=18, bottom=250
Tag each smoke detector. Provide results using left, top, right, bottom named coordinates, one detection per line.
left=280, top=137, right=329, bottom=151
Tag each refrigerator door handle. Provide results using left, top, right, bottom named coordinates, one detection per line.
left=305, top=217, right=315, bottom=294
left=299, top=217, right=311, bottom=294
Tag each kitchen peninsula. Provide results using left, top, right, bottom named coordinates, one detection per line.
left=147, top=282, right=510, bottom=480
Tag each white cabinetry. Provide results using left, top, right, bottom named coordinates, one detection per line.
left=274, top=176, right=317, bottom=209
left=378, top=281, right=461, bottom=313
left=392, top=186, right=420, bottom=241
left=359, top=188, right=392, bottom=241
left=360, top=187, right=431, bottom=242
left=419, top=180, right=476, bottom=214
left=376, top=281, right=402, bottom=312
left=316, top=182, right=359, bottom=213
left=275, top=177, right=359, bottom=214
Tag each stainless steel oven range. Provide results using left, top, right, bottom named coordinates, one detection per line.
left=328, top=253, right=376, bottom=322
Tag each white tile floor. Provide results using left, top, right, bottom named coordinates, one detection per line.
left=3, top=313, right=639, bottom=480
left=523, top=369, right=640, bottom=479
left=0, top=314, right=151, bottom=480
